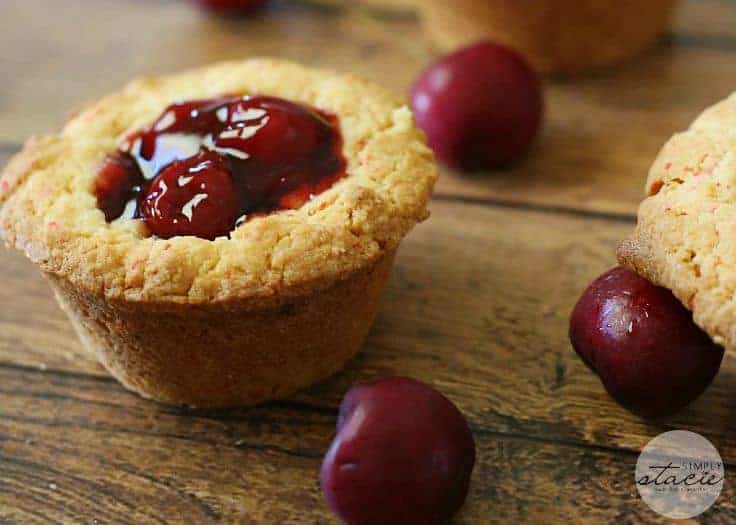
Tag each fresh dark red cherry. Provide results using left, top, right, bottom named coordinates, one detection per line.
left=141, top=151, right=238, bottom=240
left=194, top=0, right=267, bottom=13
left=321, top=377, right=476, bottom=525
left=95, top=95, right=345, bottom=239
left=411, top=41, right=543, bottom=170
left=94, top=153, right=143, bottom=222
left=569, top=267, right=724, bottom=418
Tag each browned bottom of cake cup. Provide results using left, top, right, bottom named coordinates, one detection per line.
left=47, top=249, right=396, bottom=408
left=418, top=0, right=678, bottom=74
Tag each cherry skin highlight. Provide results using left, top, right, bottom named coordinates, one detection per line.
left=94, top=95, right=345, bottom=240
left=569, top=267, right=724, bottom=418
left=411, top=40, right=543, bottom=170
left=321, top=377, right=476, bottom=525
left=141, top=151, right=238, bottom=240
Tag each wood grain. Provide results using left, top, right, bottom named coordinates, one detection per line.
left=3, top=0, right=736, bottom=522
left=1, top=365, right=734, bottom=524
left=1, top=0, right=736, bottom=215
left=4, top=190, right=736, bottom=458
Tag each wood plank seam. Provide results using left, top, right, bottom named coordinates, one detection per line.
left=292, top=0, right=418, bottom=21
left=433, top=194, right=637, bottom=223
left=0, top=410, right=324, bottom=460
left=473, top=425, right=736, bottom=468
left=667, top=32, right=736, bottom=50
left=0, top=141, right=20, bottom=153
left=9, top=361, right=727, bottom=467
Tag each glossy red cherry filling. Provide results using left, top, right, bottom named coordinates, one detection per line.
left=94, top=95, right=346, bottom=240
left=141, top=151, right=239, bottom=240
left=95, top=153, right=144, bottom=222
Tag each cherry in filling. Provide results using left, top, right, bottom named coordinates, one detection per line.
left=94, top=95, right=347, bottom=240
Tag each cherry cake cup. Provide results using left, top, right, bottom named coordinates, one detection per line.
left=418, top=0, right=679, bottom=74
left=0, top=59, right=437, bottom=407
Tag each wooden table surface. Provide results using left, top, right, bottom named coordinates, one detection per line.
left=2, top=0, right=736, bottom=523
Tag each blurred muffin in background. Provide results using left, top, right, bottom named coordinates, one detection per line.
left=418, top=0, right=679, bottom=74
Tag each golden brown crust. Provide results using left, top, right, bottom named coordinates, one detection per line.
left=618, top=92, right=736, bottom=350
left=0, top=59, right=437, bottom=306
left=49, top=249, right=397, bottom=407
left=0, top=60, right=437, bottom=406
left=418, top=0, right=678, bottom=74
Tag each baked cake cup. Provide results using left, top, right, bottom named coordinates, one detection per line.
left=618, top=92, right=736, bottom=353
left=418, top=0, right=679, bottom=74
left=0, top=59, right=437, bottom=407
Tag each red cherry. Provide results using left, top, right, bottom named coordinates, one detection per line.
left=321, top=377, right=476, bottom=525
left=569, top=267, right=724, bottom=418
left=194, top=0, right=267, bottom=13
left=94, top=153, right=143, bottom=222
left=213, top=97, right=326, bottom=166
left=411, top=41, right=543, bottom=170
left=141, top=151, right=238, bottom=240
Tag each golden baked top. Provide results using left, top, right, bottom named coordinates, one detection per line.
left=0, top=59, right=437, bottom=305
left=619, top=92, right=736, bottom=350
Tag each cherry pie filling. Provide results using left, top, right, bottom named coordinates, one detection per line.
left=94, top=95, right=347, bottom=240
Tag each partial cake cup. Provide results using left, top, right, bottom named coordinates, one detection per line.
left=45, top=249, right=397, bottom=407
left=0, top=59, right=437, bottom=407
